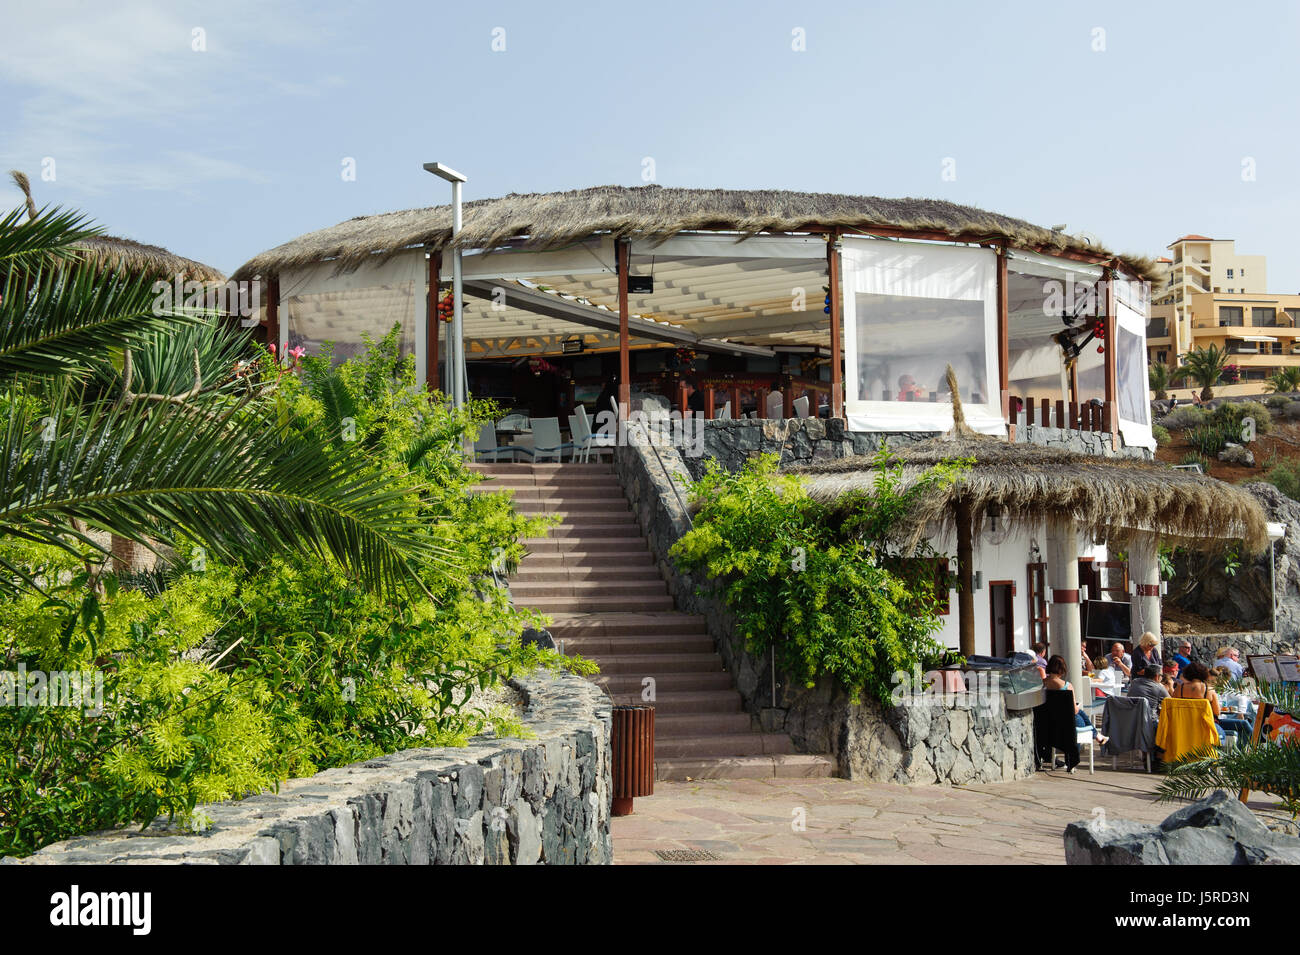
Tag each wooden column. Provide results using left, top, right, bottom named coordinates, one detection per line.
left=616, top=238, right=631, bottom=417
left=704, top=389, right=715, bottom=419
left=677, top=379, right=688, bottom=415
left=955, top=499, right=976, bottom=657
left=827, top=232, right=844, bottom=419
left=996, top=244, right=1011, bottom=439
left=264, top=275, right=280, bottom=351
left=783, top=381, right=794, bottom=419
left=730, top=383, right=742, bottom=418
left=426, top=250, right=441, bottom=393
left=1103, top=264, right=1119, bottom=446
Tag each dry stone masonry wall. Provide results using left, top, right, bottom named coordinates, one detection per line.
left=10, top=671, right=612, bottom=865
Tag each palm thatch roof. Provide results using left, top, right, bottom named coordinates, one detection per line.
left=795, top=438, right=1270, bottom=555
left=7, top=170, right=225, bottom=283
left=232, top=184, right=1157, bottom=282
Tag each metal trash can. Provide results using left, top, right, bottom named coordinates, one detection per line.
left=610, top=703, right=654, bottom=816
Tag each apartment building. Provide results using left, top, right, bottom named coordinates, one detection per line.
left=1147, top=236, right=1292, bottom=396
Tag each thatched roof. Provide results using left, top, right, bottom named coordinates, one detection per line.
left=232, top=184, right=1158, bottom=282
left=7, top=170, right=225, bottom=283
left=795, top=438, right=1270, bottom=555
left=75, top=235, right=226, bottom=284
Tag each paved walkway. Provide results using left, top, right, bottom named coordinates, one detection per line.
left=612, top=764, right=1277, bottom=864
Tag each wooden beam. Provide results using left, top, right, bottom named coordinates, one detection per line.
left=617, top=238, right=630, bottom=416
left=1103, top=263, right=1119, bottom=446
left=826, top=231, right=844, bottom=418
left=264, top=275, right=280, bottom=351
left=996, top=243, right=1010, bottom=440
left=426, top=251, right=441, bottom=393
left=956, top=499, right=975, bottom=657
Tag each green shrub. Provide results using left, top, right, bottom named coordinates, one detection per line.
left=1212, top=400, right=1272, bottom=436
left=669, top=452, right=965, bottom=705
left=1266, top=395, right=1290, bottom=411
left=1186, top=423, right=1233, bottom=457
left=1152, top=424, right=1171, bottom=447
left=1265, top=459, right=1300, bottom=501
left=1162, top=405, right=1208, bottom=431
left=1179, top=452, right=1212, bottom=475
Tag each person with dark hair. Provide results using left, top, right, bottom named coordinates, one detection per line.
left=682, top=376, right=706, bottom=415
left=1032, top=642, right=1048, bottom=679
left=1043, top=655, right=1107, bottom=744
left=1175, top=662, right=1255, bottom=744
left=596, top=376, right=619, bottom=420
left=1128, top=665, right=1169, bottom=709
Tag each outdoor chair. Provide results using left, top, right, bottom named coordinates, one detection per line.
left=474, top=423, right=530, bottom=462
left=529, top=417, right=573, bottom=463
left=568, top=412, right=615, bottom=463
left=1101, top=696, right=1156, bottom=772
left=1033, top=689, right=1081, bottom=773
left=716, top=401, right=731, bottom=420
left=793, top=395, right=810, bottom=418
left=497, top=412, right=529, bottom=430
left=1155, top=697, right=1219, bottom=763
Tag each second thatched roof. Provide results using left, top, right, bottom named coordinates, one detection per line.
left=232, top=184, right=1157, bottom=282
left=76, top=235, right=226, bottom=284
left=795, top=437, right=1270, bottom=554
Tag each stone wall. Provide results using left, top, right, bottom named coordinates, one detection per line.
left=687, top=416, right=1150, bottom=479
left=1162, top=632, right=1297, bottom=668
left=1169, top=482, right=1300, bottom=644
left=615, top=435, right=1036, bottom=784
left=10, top=671, right=612, bottom=865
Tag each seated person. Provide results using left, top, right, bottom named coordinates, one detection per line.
left=1173, top=662, right=1252, bottom=744
left=896, top=374, right=925, bottom=402
left=1108, top=642, right=1133, bottom=678
left=1080, top=648, right=1095, bottom=676
left=1127, top=666, right=1170, bottom=709
left=1043, top=655, right=1108, bottom=744
left=1031, top=642, right=1048, bottom=680
left=1170, top=640, right=1193, bottom=677
left=1159, top=663, right=1178, bottom=694
left=1133, top=632, right=1162, bottom=671
left=1213, top=645, right=1245, bottom=680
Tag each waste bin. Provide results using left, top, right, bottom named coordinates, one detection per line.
left=611, top=703, right=654, bottom=816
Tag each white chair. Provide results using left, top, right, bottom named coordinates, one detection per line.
left=793, top=395, right=810, bottom=418
left=569, top=412, right=616, bottom=463
left=716, top=401, right=731, bottom=420
left=474, top=423, right=527, bottom=462
left=1075, top=724, right=1096, bottom=774
left=497, top=412, right=529, bottom=431
left=765, top=390, right=785, bottom=419
left=529, top=417, right=572, bottom=463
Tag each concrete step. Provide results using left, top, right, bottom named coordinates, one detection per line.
left=653, top=733, right=797, bottom=758
left=557, top=632, right=713, bottom=656
left=512, top=563, right=654, bottom=580
left=519, top=594, right=676, bottom=613
left=654, top=712, right=754, bottom=736
left=523, top=538, right=650, bottom=554
left=509, top=579, right=667, bottom=599
left=518, top=551, right=653, bottom=567
left=527, top=525, right=642, bottom=540
left=635, top=690, right=743, bottom=714
left=655, top=754, right=835, bottom=782
left=514, top=509, right=637, bottom=525
left=594, top=672, right=735, bottom=694
left=475, top=486, right=627, bottom=500
left=586, top=651, right=724, bottom=674
left=546, top=613, right=707, bottom=637
left=470, top=463, right=613, bottom=474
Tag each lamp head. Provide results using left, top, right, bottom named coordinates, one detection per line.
left=423, top=162, right=467, bottom=183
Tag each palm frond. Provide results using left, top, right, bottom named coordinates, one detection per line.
left=1157, top=740, right=1300, bottom=810
left=0, top=384, right=453, bottom=597
left=0, top=204, right=101, bottom=271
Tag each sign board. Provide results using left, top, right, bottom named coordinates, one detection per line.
left=1248, top=654, right=1282, bottom=683
left=1238, top=700, right=1300, bottom=804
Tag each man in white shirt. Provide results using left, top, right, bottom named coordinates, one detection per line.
left=1108, top=642, right=1133, bottom=678
left=1214, top=646, right=1245, bottom=680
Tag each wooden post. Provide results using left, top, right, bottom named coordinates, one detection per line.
left=1040, top=397, right=1050, bottom=428
left=1055, top=399, right=1065, bottom=430
left=956, top=499, right=976, bottom=657
left=426, top=251, right=441, bottom=393
left=1069, top=361, right=1079, bottom=407
left=1103, top=264, right=1119, bottom=446
left=827, top=231, right=844, bottom=419
left=1069, top=402, right=1079, bottom=431
left=264, top=275, right=280, bottom=351
left=677, top=379, right=688, bottom=415
left=783, top=380, right=795, bottom=419
left=617, top=238, right=631, bottom=417
left=996, top=244, right=1010, bottom=439
left=730, top=383, right=742, bottom=418
left=704, top=388, right=715, bottom=419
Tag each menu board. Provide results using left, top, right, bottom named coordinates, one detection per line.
left=1239, top=701, right=1300, bottom=804
left=1277, top=654, right=1300, bottom=682
left=1248, top=654, right=1282, bottom=682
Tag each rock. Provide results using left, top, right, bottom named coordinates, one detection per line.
left=1065, top=819, right=1169, bottom=865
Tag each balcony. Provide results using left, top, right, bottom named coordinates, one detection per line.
left=1147, top=319, right=1168, bottom=339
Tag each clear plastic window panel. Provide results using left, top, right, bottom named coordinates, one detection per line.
left=1116, top=326, right=1149, bottom=424
left=855, top=293, right=988, bottom=405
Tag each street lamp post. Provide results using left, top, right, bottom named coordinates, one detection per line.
left=423, top=162, right=467, bottom=409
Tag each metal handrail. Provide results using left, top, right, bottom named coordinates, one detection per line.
left=631, top=416, right=693, bottom=528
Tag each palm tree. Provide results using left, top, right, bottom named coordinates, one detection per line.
left=1149, top=361, right=1171, bottom=400
left=1265, top=366, right=1300, bottom=394
left=1156, top=680, right=1300, bottom=818
left=0, top=203, right=445, bottom=596
left=1179, top=344, right=1230, bottom=401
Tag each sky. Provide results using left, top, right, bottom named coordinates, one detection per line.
left=2, top=0, right=1299, bottom=288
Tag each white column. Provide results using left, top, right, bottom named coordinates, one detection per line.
left=450, top=180, right=465, bottom=408
left=1047, top=518, right=1083, bottom=693
left=1128, top=531, right=1162, bottom=646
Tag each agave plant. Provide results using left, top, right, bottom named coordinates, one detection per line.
left=1156, top=680, right=1300, bottom=818
left=1265, top=366, right=1300, bottom=394
left=0, top=203, right=447, bottom=596
left=1178, top=344, right=1230, bottom=401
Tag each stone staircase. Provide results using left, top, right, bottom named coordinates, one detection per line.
left=470, top=461, right=832, bottom=781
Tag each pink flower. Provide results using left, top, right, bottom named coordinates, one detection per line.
left=289, top=346, right=306, bottom=360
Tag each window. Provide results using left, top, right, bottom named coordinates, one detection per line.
left=1240, top=268, right=1246, bottom=276
left=1228, top=288, right=1235, bottom=294
left=1227, top=268, right=1235, bottom=279
left=1253, top=307, right=1277, bottom=327
left=1026, top=563, right=1049, bottom=643
left=1220, top=306, right=1244, bottom=326
left=1285, top=308, right=1300, bottom=327
left=883, top=557, right=950, bottom=615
